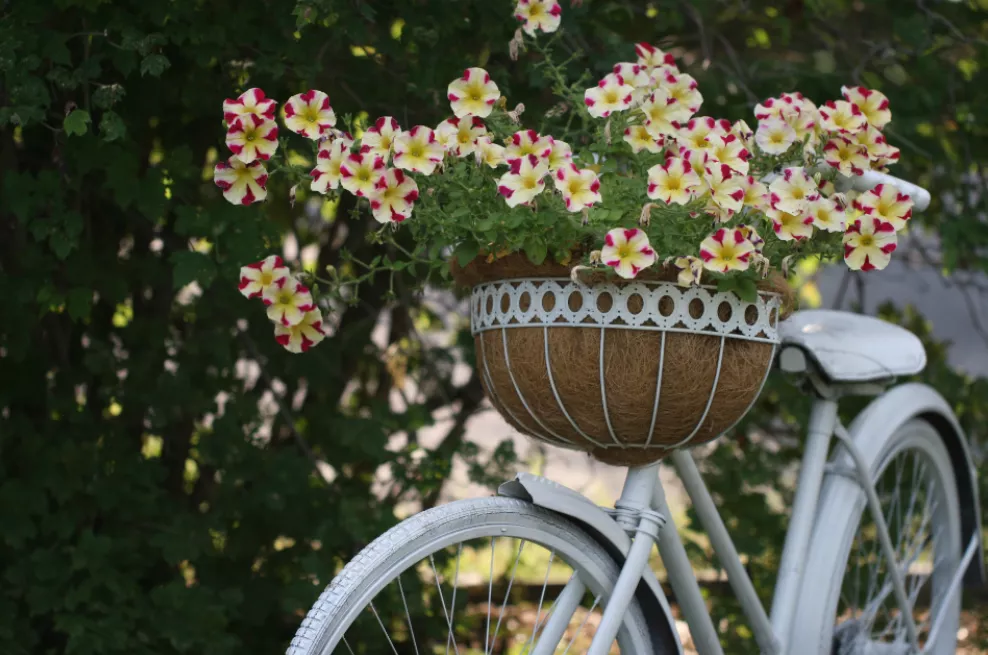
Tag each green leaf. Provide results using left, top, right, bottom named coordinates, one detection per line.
left=716, top=276, right=737, bottom=294
left=62, top=109, right=91, bottom=136
left=736, top=277, right=758, bottom=303
left=140, top=54, right=170, bottom=77
left=99, top=111, right=126, bottom=142
left=523, top=237, right=548, bottom=266
left=170, top=251, right=217, bottom=290
left=455, top=242, right=479, bottom=267
left=66, top=288, right=93, bottom=322
left=93, top=84, right=126, bottom=109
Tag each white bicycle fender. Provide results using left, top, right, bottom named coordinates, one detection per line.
left=499, top=472, right=683, bottom=655
left=839, top=382, right=985, bottom=587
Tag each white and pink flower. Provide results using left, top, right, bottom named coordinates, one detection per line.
left=360, top=116, right=401, bottom=161
left=705, top=163, right=745, bottom=216
left=767, top=207, right=815, bottom=242
left=283, top=90, right=337, bottom=139
left=504, top=129, right=553, bottom=164
left=553, top=164, right=601, bottom=212
left=679, top=116, right=731, bottom=153
left=640, top=88, right=691, bottom=139
left=339, top=152, right=386, bottom=197
left=223, top=88, right=277, bottom=126
left=238, top=255, right=289, bottom=299
left=497, top=154, right=549, bottom=208
left=311, top=136, right=353, bottom=194
left=647, top=157, right=702, bottom=205
left=808, top=196, right=847, bottom=233
left=823, top=137, right=869, bottom=176
left=709, top=133, right=750, bottom=175
left=447, top=68, right=500, bottom=119
left=755, top=116, right=797, bottom=155
left=274, top=309, right=327, bottom=353
left=635, top=42, right=677, bottom=72
left=393, top=126, right=444, bottom=175
left=818, top=99, right=866, bottom=134
left=546, top=139, right=573, bottom=171
left=368, top=168, right=420, bottom=224
left=842, top=86, right=891, bottom=130
left=624, top=124, right=663, bottom=153
left=437, top=116, right=487, bottom=157
left=674, top=255, right=703, bottom=287
left=584, top=73, right=634, bottom=118
left=601, top=228, right=656, bottom=279
left=844, top=217, right=897, bottom=271
left=852, top=183, right=913, bottom=231
left=224, top=114, right=278, bottom=164
left=474, top=136, right=507, bottom=168
left=213, top=156, right=268, bottom=205
left=768, top=167, right=819, bottom=214
left=263, top=277, right=316, bottom=327
left=739, top=175, right=770, bottom=211
left=699, top=228, right=754, bottom=273
left=514, top=0, right=562, bottom=36
left=659, top=71, right=703, bottom=114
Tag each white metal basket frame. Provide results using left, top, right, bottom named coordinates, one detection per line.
left=470, top=277, right=783, bottom=452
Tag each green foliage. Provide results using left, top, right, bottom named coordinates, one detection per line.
left=2, top=0, right=987, bottom=654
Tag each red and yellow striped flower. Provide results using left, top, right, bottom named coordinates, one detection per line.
left=284, top=90, right=337, bottom=140
left=447, top=68, right=500, bottom=119
left=553, top=163, right=602, bottom=212
left=311, top=135, right=353, bottom=194
left=238, top=255, right=289, bottom=299
left=223, top=88, right=276, bottom=126
left=601, top=228, right=656, bottom=279
left=360, top=116, right=401, bottom=162
left=514, top=0, right=562, bottom=36
left=274, top=309, right=327, bottom=353
left=263, top=277, right=316, bottom=327
left=844, top=217, right=897, bottom=271
left=225, top=114, right=278, bottom=164
left=393, top=126, right=444, bottom=175
left=368, top=168, right=420, bottom=224
left=213, top=156, right=268, bottom=205
left=852, top=183, right=913, bottom=232
left=699, top=228, right=754, bottom=273
left=339, top=152, right=386, bottom=197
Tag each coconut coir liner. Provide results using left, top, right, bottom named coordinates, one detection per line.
left=453, top=254, right=792, bottom=466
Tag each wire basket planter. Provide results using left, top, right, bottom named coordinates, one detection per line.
left=469, top=276, right=783, bottom=465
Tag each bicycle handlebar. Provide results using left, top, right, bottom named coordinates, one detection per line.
left=839, top=170, right=931, bottom=212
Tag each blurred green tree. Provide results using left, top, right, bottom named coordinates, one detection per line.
left=2, top=0, right=987, bottom=653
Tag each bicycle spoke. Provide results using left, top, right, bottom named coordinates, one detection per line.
left=341, top=636, right=356, bottom=655
left=489, top=540, right=527, bottom=654
left=429, top=553, right=461, bottom=655
left=369, top=601, right=402, bottom=655
left=561, top=594, right=601, bottom=655
left=445, top=543, right=462, bottom=655
left=524, top=550, right=556, bottom=655
left=397, top=575, right=421, bottom=655
left=485, top=536, right=496, bottom=655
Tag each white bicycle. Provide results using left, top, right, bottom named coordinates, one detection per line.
left=287, top=172, right=984, bottom=655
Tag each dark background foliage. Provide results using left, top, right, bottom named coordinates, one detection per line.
left=2, top=0, right=987, bottom=653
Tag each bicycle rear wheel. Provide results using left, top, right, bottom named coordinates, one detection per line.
left=792, top=419, right=962, bottom=654
left=287, top=496, right=656, bottom=655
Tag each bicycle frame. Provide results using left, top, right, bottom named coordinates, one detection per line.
left=576, top=392, right=981, bottom=655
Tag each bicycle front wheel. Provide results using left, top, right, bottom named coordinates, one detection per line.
left=287, top=496, right=656, bottom=655
left=792, top=419, right=963, bottom=654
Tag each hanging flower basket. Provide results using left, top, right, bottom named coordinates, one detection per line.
left=454, top=255, right=789, bottom=466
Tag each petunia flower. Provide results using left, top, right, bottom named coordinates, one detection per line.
left=613, top=62, right=651, bottom=90
left=546, top=139, right=573, bottom=171
left=360, top=116, right=402, bottom=161
left=766, top=206, right=815, bottom=241
left=640, top=88, right=691, bottom=139
left=674, top=255, right=703, bottom=287
left=635, top=42, right=677, bottom=72
left=658, top=71, right=703, bottom=114
left=238, top=255, right=289, bottom=299
left=624, top=124, right=663, bottom=153
left=844, top=217, right=897, bottom=271
left=601, top=228, right=656, bottom=279
left=823, top=137, right=869, bottom=177
left=808, top=196, right=847, bottom=233
left=274, top=309, right=327, bottom=354
left=768, top=167, right=820, bottom=214
left=393, top=126, right=445, bottom=175
left=705, top=163, right=745, bottom=216
left=585, top=73, right=634, bottom=118
left=680, top=148, right=716, bottom=188
left=737, top=224, right=765, bottom=253
left=368, top=168, right=420, bottom=224
left=311, top=136, right=353, bottom=194
left=474, top=136, right=507, bottom=168
left=504, top=129, right=553, bottom=164
left=709, top=133, right=750, bottom=175
left=754, top=94, right=801, bottom=122
left=647, top=156, right=702, bottom=205
left=514, top=0, right=562, bottom=36
left=699, top=228, right=754, bottom=273
left=679, top=116, right=732, bottom=153
left=818, top=99, right=866, bottom=135
left=497, top=153, right=549, bottom=208
left=436, top=116, right=487, bottom=157
left=849, top=125, right=891, bottom=163
left=224, top=114, right=278, bottom=164
left=339, top=152, right=386, bottom=197
left=738, top=175, right=770, bottom=211
left=732, top=119, right=755, bottom=150
left=553, top=163, right=602, bottom=212
left=284, top=90, right=337, bottom=140
left=755, top=116, right=797, bottom=155
left=447, top=68, right=500, bottom=119
left=852, top=183, right=913, bottom=231
left=263, top=277, right=316, bottom=327
left=842, top=86, right=891, bottom=130
left=223, top=88, right=277, bottom=126
left=871, top=143, right=900, bottom=172
left=214, top=156, right=268, bottom=205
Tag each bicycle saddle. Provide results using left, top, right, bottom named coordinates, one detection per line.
left=778, top=309, right=927, bottom=383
